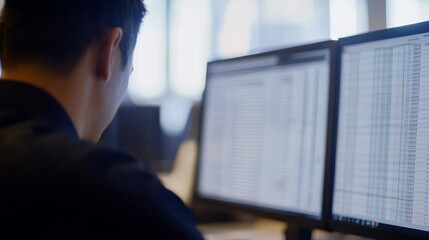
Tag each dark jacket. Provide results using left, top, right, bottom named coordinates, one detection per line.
left=0, top=80, right=203, bottom=239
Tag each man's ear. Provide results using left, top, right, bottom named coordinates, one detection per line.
left=97, top=27, right=123, bottom=81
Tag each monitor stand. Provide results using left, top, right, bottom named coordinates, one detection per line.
left=285, top=224, right=312, bottom=240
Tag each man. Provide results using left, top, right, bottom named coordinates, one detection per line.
left=0, top=0, right=203, bottom=239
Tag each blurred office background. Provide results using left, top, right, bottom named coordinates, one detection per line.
left=112, top=0, right=429, bottom=172
left=128, top=0, right=429, bottom=104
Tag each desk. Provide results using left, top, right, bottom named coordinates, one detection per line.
left=198, top=219, right=285, bottom=240
left=198, top=219, right=373, bottom=240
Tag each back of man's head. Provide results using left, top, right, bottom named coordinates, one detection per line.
left=0, top=0, right=147, bottom=73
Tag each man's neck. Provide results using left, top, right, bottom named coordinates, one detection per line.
left=1, top=63, right=96, bottom=141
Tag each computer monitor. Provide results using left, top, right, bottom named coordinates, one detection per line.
left=332, top=21, right=429, bottom=239
left=195, top=41, right=337, bottom=229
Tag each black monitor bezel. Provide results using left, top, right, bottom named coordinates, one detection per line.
left=329, top=21, right=429, bottom=239
left=193, top=40, right=337, bottom=230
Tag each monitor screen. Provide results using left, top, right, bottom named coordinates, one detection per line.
left=333, top=25, right=429, bottom=237
left=197, top=43, right=333, bottom=220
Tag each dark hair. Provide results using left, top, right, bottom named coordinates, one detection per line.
left=0, top=0, right=147, bottom=73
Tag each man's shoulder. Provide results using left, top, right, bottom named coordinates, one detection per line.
left=0, top=118, right=134, bottom=171
left=0, top=118, right=203, bottom=239
left=0, top=117, right=152, bottom=194
left=0, top=116, right=162, bottom=205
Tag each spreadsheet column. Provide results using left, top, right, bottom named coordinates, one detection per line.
left=413, top=41, right=429, bottom=227
left=227, top=79, right=266, bottom=200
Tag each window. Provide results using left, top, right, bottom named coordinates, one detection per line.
left=387, top=0, right=429, bottom=28
left=329, top=0, right=368, bottom=39
left=211, top=0, right=331, bottom=58
left=128, top=0, right=168, bottom=104
left=258, top=0, right=330, bottom=48
left=211, top=0, right=259, bottom=58
left=127, top=0, right=429, bottom=103
left=169, top=0, right=211, bottom=99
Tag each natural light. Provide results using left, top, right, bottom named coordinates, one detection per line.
left=128, top=0, right=167, bottom=104
left=387, top=0, right=429, bottom=27
left=126, top=0, right=429, bottom=103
